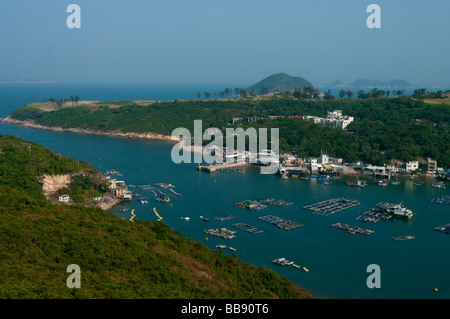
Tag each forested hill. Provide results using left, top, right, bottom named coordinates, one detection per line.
left=0, top=135, right=311, bottom=298
left=7, top=95, right=450, bottom=167
left=246, top=73, right=315, bottom=94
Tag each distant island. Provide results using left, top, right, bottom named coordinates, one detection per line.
left=325, top=78, right=413, bottom=89
left=246, top=73, right=318, bottom=96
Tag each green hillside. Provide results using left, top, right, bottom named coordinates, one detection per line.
left=0, top=135, right=311, bottom=299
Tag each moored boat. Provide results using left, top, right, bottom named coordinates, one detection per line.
left=376, top=202, right=414, bottom=220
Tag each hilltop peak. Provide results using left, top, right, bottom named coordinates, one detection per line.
left=246, top=73, right=314, bottom=94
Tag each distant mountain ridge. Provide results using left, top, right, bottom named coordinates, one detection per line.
left=246, top=73, right=314, bottom=94
left=327, top=78, right=412, bottom=89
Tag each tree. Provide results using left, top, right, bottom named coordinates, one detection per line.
left=204, top=92, right=211, bottom=99
left=339, top=90, right=346, bottom=99
left=346, top=90, right=353, bottom=99
left=74, top=96, right=80, bottom=104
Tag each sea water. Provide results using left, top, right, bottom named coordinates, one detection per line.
left=1, top=83, right=449, bottom=299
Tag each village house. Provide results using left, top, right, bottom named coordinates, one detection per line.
left=406, top=161, right=419, bottom=173
left=58, top=194, right=70, bottom=203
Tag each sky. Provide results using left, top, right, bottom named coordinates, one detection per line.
left=1, top=0, right=449, bottom=87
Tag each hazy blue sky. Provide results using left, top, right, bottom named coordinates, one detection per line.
left=1, top=0, right=449, bottom=86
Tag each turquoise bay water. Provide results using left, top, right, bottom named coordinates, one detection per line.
left=0, top=84, right=449, bottom=299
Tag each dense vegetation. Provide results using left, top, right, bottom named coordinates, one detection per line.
left=0, top=135, right=311, bottom=299
left=10, top=95, right=450, bottom=167
left=0, top=135, right=106, bottom=203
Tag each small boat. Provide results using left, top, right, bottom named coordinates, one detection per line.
left=216, top=244, right=227, bottom=249
left=377, top=180, right=388, bottom=187
left=181, top=217, right=190, bottom=220
left=229, top=247, right=236, bottom=251
left=432, top=182, right=446, bottom=189
left=302, top=267, right=309, bottom=272
left=200, top=216, right=209, bottom=221
left=293, top=264, right=301, bottom=269
left=391, top=181, right=400, bottom=185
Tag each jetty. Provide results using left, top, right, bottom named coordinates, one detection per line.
left=331, top=222, right=374, bottom=235
left=232, top=222, right=263, bottom=234
left=303, top=197, right=360, bottom=216
left=204, top=228, right=237, bottom=239
left=258, top=215, right=303, bottom=230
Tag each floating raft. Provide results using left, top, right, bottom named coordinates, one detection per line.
left=234, top=200, right=267, bottom=211
left=434, top=224, right=450, bottom=234
left=392, top=235, right=415, bottom=241
left=258, top=215, right=303, bottom=231
left=137, top=185, right=154, bottom=190
left=362, top=207, right=392, bottom=220
left=331, top=222, right=374, bottom=235
left=170, top=189, right=182, bottom=196
left=303, top=197, right=360, bottom=216
left=154, top=182, right=174, bottom=189
left=153, top=207, right=163, bottom=221
left=272, top=257, right=294, bottom=266
left=355, top=215, right=380, bottom=223
left=431, top=195, right=450, bottom=205
left=232, top=222, right=263, bottom=234
left=214, top=215, right=236, bottom=221
left=260, top=198, right=293, bottom=207
left=204, top=228, right=237, bottom=239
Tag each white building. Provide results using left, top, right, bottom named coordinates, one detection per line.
left=406, top=161, right=419, bottom=172
left=303, top=110, right=354, bottom=129
left=58, top=194, right=70, bottom=203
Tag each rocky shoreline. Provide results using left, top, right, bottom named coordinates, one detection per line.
left=1, top=116, right=180, bottom=142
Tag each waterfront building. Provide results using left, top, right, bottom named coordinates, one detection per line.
left=406, top=161, right=419, bottom=173
left=427, top=158, right=437, bottom=173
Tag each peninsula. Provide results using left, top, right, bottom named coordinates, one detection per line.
left=3, top=92, right=449, bottom=169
